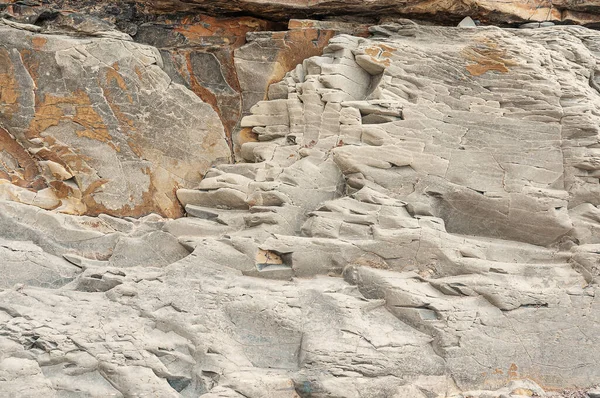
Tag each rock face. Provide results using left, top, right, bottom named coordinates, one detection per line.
left=0, top=20, right=230, bottom=217
left=6, top=0, right=600, bottom=29
left=173, top=21, right=600, bottom=391
left=2, top=5, right=600, bottom=398
left=134, top=0, right=600, bottom=26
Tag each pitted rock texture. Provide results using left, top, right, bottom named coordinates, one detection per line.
left=3, top=14, right=600, bottom=398
left=0, top=21, right=230, bottom=217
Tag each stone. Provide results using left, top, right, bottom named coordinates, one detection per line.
left=171, top=22, right=600, bottom=392
left=0, top=199, right=188, bottom=267
left=134, top=14, right=275, bottom=158
left=123, top=0, right=600, bottom=26
left=233, top=19, right=370, bottom=154
left=3, top=7, right=600, bottom=398
left=588, top=388, right=600, bottom=398
left=0, top=22, right=230, bottom=217
left=458, top=16, right=477, bottom=28
left=0, top=239, right=81, bottom=289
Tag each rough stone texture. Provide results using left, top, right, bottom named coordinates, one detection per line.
left=134, top=17, right=370, bottom=159
left=3, top=10, right=600, bottom=398
left=176, top=21, right=600, bottom=392
left=5, top=0, right=600, bottom=28
left=133, top=0, right=600, bottom=27
left=233, top=20, right=370, bottom=155
left=0, top=20, right=230, bottom=217
left=134, top=15, right=276, bottom=156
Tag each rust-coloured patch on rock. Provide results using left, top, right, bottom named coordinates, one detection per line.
left=238, top=127, right=258, bottom=145
left=508, top=363, right=519, bottom=379
left=256, top=249, right=283, bottom=265
left=0, top=49, right=20, bottom=119
left=29, top=90, right=112, bottom=143
left=106, top=63, right=133, bottom=104
left=31, top=36, right=47, bottom=50
left=269, top=28, right=337, bottom=86
left=80, top=166, right=184, bottom=219
left=101, top=65, right=137, bottom=136
left=174, top=15, right=273, bottom=47
left=364, top=44, right=395, bottom=67
left=463, top=38, right=518, bottom=76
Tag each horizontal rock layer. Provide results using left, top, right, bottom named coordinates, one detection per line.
left=126, top=0, right=600, bottom=26
left=5, top=0, right=600, bottom=28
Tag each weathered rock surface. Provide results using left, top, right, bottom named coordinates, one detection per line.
left=0, top=20, right=230, bottom=217
left=133, top=0, right=600, bottom=27
left=177, top=21, right=600, bottom=392
left=3, top=7, right=600, bottom=398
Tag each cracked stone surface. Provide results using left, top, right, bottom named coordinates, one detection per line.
left=2, top=10, right=600, bottom=398
left=0, top=20, right=231, bottom=218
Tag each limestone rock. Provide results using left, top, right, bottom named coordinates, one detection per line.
left=0, top=239, right=80, bottom=289
left=0, top=200, right=188, bottom=267
left=135, top=15, right=276, bottom=156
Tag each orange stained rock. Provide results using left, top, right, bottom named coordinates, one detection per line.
left=49, top=180, right=78, bottom=199
left=0, top=49, right=20, bottom=118
left=288, top=19, right=319, bottom=29
left=174, top=15, right=272, bottom=47
left=238, top=127, right=259, bottom=145
left=31, top=36, right=47, bottom=50
left=29, top=90, right=112, bottom=143
left=473, top=0, right=561, bottom=22
left=364, top=44, right=396, bottom=67
left=127, top=137, right=144, bottom=158
left=101, top=66, right=137, bottom=138
left=508, top=363, right=519, bottom=378
left=19, top=49, right=41, bottom=82
left=288, top=20, right=370, bottom=36
left=256, top=249, right=283, bottom=265
left=80, top=166, right=183, bottom=219
left=268, top=28, right=337, bottom=86
left=134, top=65, right=144, bottom=80
left=34, top=144, right=92, bottom=176
left=562, top=9, right=600, bottom=25
left=378, top=43, right=396, bottom=57
left=463, top=37, right=518, bottom=76
left=105, top=63, right=133, bottom=103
